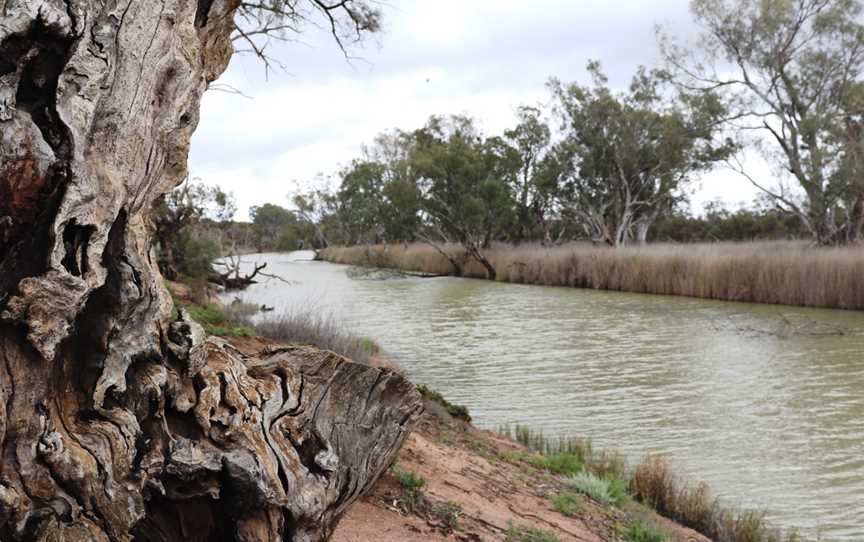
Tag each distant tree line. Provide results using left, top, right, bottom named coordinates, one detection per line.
left=152, top=181, right=322, bottom=281
left=156, top=0, right=864, bottom=282
left=300, top=0, right=864, bottom=275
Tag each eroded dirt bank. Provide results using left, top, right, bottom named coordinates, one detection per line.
left=331, top=405, right=710, bottom=542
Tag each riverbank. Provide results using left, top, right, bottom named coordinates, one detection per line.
left=221, top=335, right=798, bottom=542
left=199, top=315, right=801, bottom=541
left=221, top=336, right=710, bottom=542
left=320, top=241, right=864, bottom=310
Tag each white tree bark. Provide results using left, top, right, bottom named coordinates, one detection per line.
left=0, top=2, right=421, bottom=540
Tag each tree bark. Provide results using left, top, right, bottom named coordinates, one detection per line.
left=0, top=2, right=422, bottom=541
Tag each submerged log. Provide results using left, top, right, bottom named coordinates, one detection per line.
left=0, top=1, right=422, bottom=540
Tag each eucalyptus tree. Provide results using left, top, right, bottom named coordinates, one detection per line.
left=549, top=63, right=733, bottom=246
left=337, top=160, right=389, bottom=243
left=337, top=131, right=422, bottom=245
left=0, top=2, right=419, bottom=540
left=292, top=185, right=347, bottom=248
left=153, top=180, right=236, bottom=279
left=664, top=0, right=864, bottom=244
left=487, top=106, right=557, bottom=243
left=249, top=202, right=300, bottom=250
left=408, top=116, right=515, bottom=278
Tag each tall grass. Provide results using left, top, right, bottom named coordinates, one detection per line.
left=497, top=426, right=800, bottom=542
left=249, top=308, right=382, bottom=364
left=321, top=241, right=864, bottom=310
left=199, top=300, right=383, bottom=364
left=630, top=456, right=801, bottom=542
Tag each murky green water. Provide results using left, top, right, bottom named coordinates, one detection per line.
left=225, top=252, right=864, bottom=540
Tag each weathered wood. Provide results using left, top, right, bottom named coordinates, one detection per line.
left=0, top=2, right=422, bottom=540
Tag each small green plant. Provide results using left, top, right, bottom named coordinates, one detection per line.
left=504, top=521, right=561, bottom=542
left=499, top=450, right=527, bottom=464
left=621, top=520, right=665, bottom=542
left=527, top=453, right=583, bottom=476
left=606, top=475, right=629, bottom=507
left=430, top=501, right=462, bottom=532
left=567, top=472, right=627, bottom=506
left=359, top=336, right=381, bottom=355
left=390, top=465, right=428, bottom=514
left=549, top=492, right=583, bottom=517
left=417, top=384, right=472, bottom=422
left=392, top=466, right=426, bottom=491
left=186, top=304, right=255, bottom=337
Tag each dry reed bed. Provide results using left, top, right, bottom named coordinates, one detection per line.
left=320, top=242, right=864, bottom=310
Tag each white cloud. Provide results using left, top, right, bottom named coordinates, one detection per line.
left=190, top=0, right=760, bottom=221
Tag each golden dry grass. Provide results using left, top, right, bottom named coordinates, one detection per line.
left=630, top=456, right=800, bottom=542
left=320, top=241, right=864, bottom=309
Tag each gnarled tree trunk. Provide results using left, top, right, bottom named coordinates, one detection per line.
left=0, top=2, right=422, bottom=540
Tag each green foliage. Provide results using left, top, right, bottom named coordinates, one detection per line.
left=391, top=465, right=425, bottom=492
left=673, top=0, right=864, bottom=244
left=499, top=450, right=527, bottom=464
left=249, top=203, right=300, bottom=252
left=621, top=520, right=665, bottom=542
left=186, top=304, right=255, bottom=337
left=526, top=453, right=583, bottom=476
left=548, top=62, right=733, bottom=246
left=153, top=179, right=235, bottom=280
left=176, top=231, right=221, bottom=278
left=430, top=501, right=462, bottom=532
left=252, top=308, right=382, bottom=364
left=276, top=230, right=299, bottom=252
left=408, top=115, right=515, bottom=277
left=630, top=455, right=800, bottom=542
left=549, top=492, right=583, bottom=517
left=504, top=522, right=561, bottom=542
left=566, top=472, right=628, bottom=507
left=389, top=465, right=428, bottom=514
left=359, top=337, right=380, bottom=356
left=652, top=200, right=807, bottom=243
left=416, top=385, right=472, bottom=422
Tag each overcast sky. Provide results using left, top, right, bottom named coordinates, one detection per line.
left=189, top=0, right=764, bottom=221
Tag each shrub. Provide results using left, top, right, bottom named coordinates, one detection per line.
left=417, top=385, right=471, bottom=422
left=630, top=455, right=800, bottom=542
left=176, top=231, right=221, bottom=278
left=186, top=304, right=255, bottom=337
left=527, top=453, right=583, bottom=476
left=390, top=465, right=427, bottom=514
left=621, top=520, right=665, bottom=542
left=394, top=467, right=426, bottom=492
left=497, top=425, right=621, bottom=479
left=549, top=492, right=583, bottom=517
left=567, top=472, right=627, bottom=507
left=504, top=522, right=561, bottom=542
left=430, top=501, right=462, bottom=532
left=251, top=307, right=382, bottom=364
left=390, top=466, right=461, bottom=532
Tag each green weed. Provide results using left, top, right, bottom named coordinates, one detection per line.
left=621, top=520, right=665, bottom=542
left=504, top=522, right=561, bottom=542
left=417, top=384, right=472, bottom=422
left=527, top=453, right=583, bottom=476
left=567, top=472, right=627, bottom=507
left=430, top=501, right=462, bottom=532
left=549, top=492, right=583, bottom=517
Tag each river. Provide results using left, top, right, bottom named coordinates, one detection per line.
left=223, top=251, right=864, bottom=540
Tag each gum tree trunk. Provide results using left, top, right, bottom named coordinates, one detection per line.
left=0, top=2, right=422, bottom=541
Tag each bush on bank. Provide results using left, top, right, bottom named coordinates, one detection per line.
left=497, top=425, right=801, bottom=542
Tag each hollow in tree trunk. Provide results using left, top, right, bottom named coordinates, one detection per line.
left=0, top=2, right=422, bottom=540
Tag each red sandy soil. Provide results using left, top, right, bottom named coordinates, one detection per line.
left=223, top=335, right=710, bottom=542
left=331, top=405, right=711, bottom=542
